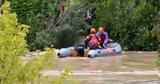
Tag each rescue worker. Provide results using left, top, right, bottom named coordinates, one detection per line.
left=85, top=28, right=100, bottom=50
left=96, top=27, right=109, bottom=48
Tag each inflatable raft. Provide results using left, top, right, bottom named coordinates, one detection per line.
left=57, top=43, right=122, bottom=58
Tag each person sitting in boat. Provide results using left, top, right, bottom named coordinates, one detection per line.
left=85, top=28, right=100, bottom=50
left=96, top=27, right=109, bottom=48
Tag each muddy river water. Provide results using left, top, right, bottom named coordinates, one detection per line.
left=42, top=51, right=159, bottom=84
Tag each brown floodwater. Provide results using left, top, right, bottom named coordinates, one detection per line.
left=40, top=51, right=159, bottom=84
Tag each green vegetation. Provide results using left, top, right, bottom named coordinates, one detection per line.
left=156, top=55, right=160, bottom=67
left=0, top=2, right=74, bottom=84
left=10, top=0, right=60, bottom=50
left=92, top=0, right=159, bottom=51
left=9, top=0, right=159, bottom=51
left=10, top=0, right=88, bottom=50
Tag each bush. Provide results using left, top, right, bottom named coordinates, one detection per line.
left=0, top=2, right=75, bottom=83
left=92, top=0, right=159, bottom=51
left=156, top=55, right=160, bottom=67
left=10, top=0, right=88, bottom=50
left=153, top=25, right=160, bottom=40
left=30, top=29, right=56, bottom=50
left=55, top=24, right=78, bottom=48
left=32, top=0, right=88, bottom=49
left=10, top=0, right=60, bottom=50
left=53, top=0, right=90, bottom=48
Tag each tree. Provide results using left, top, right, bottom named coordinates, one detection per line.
left=0, top=2, right=74, bottom=84
left=54, top=0, right=89, bottom=48
left=0, top=2, right=41, bottom=83
left=10, top=0, right=88, bottom=50
left=10, top=0, right=63, bottom=50
left=92, top=0, right=159, bottom=50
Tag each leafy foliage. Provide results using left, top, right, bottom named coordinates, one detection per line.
left=54, top=0, right=89, bottom=48
left=55, top=25, right=78, bottom=48
left=0, top=2, right=29, bottom=83
left=10, top=0, right=88, bottom=50
left=0, top=2, right=74, bottom=84
left=33, top=29, right=56, bottom=50
left=9, top=0, right=160, bottom=51
left=156, top=55, right=160, bottom=67
left=10, top=0, right=61, bottom=50
left=92, top=0, right=159, bottom=50
left=151, top=12, right=160, bottom=43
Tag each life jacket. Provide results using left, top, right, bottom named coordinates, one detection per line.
left=89, top=34, right=99, bottom=46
